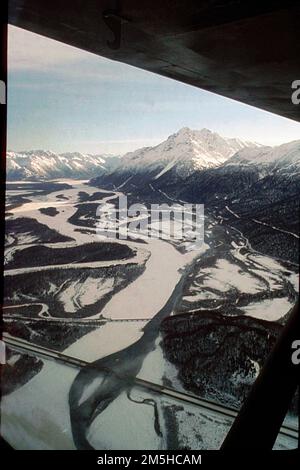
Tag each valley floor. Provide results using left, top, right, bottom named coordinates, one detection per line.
left=1, top=179, right=298, bottom=450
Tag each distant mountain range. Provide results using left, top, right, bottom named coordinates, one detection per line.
left=6, top=150, right=120, bottom=180
left=7, top=128, right=300, bottom=186
left=7, top=128, right=260, bottom=181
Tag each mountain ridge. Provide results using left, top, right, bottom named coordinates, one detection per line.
left=7, top=128, right=300, bottom=185
left=6, top=150, right=120, bottom=181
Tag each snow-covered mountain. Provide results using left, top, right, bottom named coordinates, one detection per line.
left=6, top=150, right=120, bottom=180
left=8, top=129, right=300, bottom=189
left=111, top=131, right=300, bottom=201
left=8, top=128, right=260, bottom=183
left=115, top=127, right=258, bottom=178
left=226, top=140, right=300, bottom=173
left=172, top=137, right=300, bottom=203
left=91, top=127, right=260, bottom=189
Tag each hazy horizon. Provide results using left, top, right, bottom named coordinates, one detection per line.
left=7, top=124, right=300, bottom=158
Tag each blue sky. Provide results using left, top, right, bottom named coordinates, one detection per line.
left=8, top=25, right=300, bottom=155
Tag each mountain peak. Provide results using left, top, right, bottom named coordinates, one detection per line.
left=199, top=127, right=213, bottom=135
left=117, top=127, right=260, bottom=181
left=169, top=127, right=193, bottom=139
left=173, top=127, right=213, bottom=138
left=177, top=126, right=192, bottom=133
